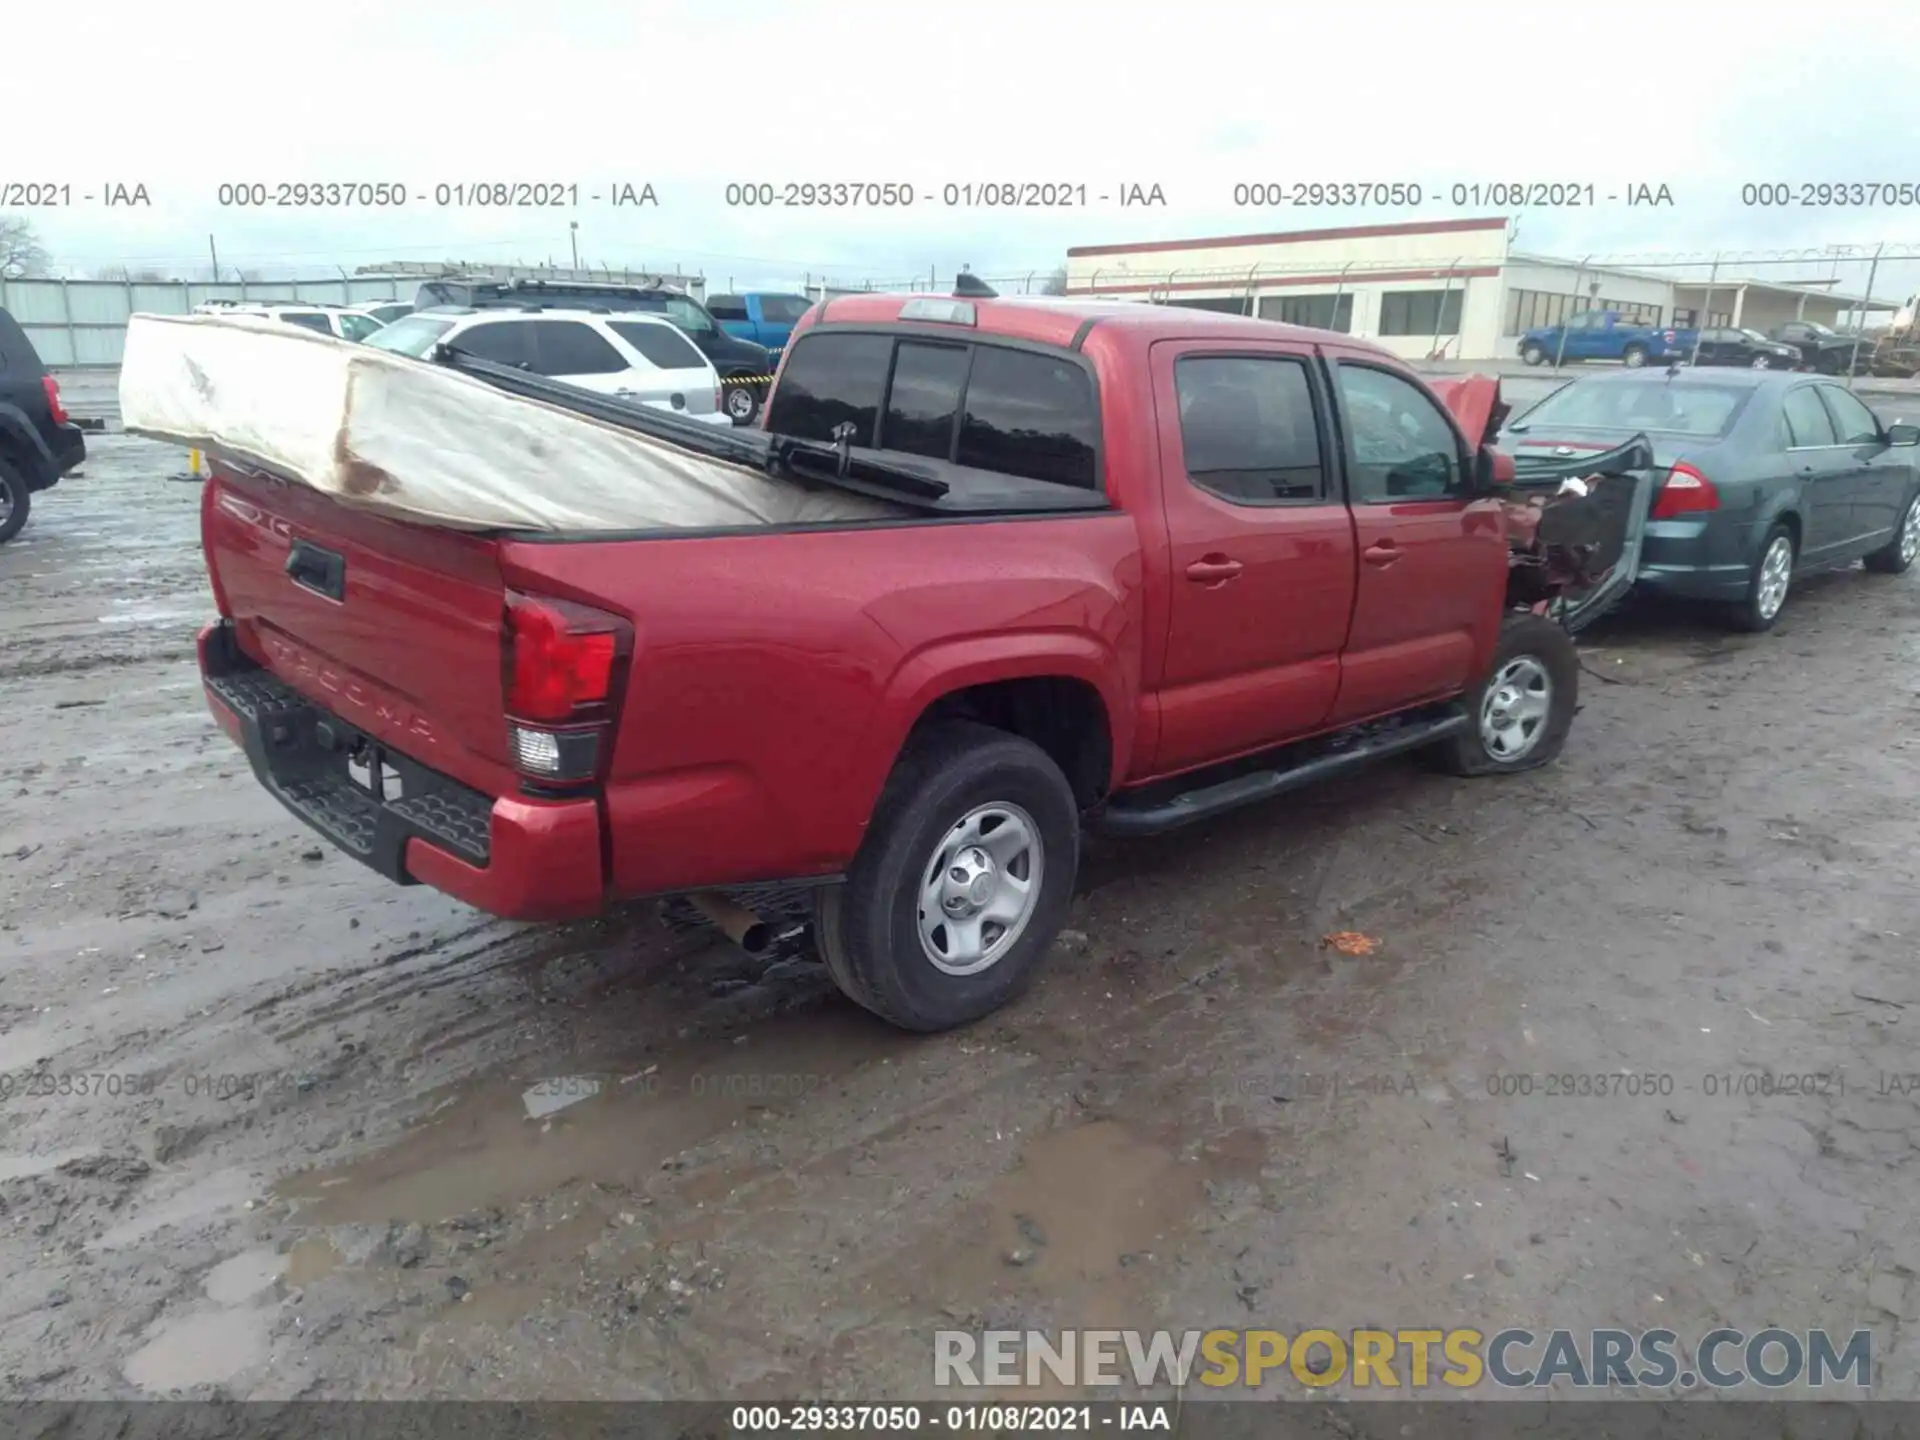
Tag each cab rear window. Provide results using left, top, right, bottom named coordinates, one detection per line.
left=766, top=331, right=1098, bottom=489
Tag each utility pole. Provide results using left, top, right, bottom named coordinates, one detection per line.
left=208, top=235, right=219, bottom=282
left=569, top=221, right=579, bottom=273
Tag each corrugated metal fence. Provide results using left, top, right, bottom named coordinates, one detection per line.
left=0, top=267, right=707, bottom=366
left=0, top=276, right=414, bottom=366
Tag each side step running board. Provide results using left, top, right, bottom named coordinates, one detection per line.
left=1097, top=708, right=1471, bottom=838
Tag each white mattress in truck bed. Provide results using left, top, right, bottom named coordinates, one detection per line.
left=116, top=312, right=899, bottom=532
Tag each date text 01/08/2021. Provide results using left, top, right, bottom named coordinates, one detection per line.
left=728, top=1404, right=1174, bottom=1432
left=210, top=182, right=658, bottom=208
left=720, top=182, right=1166, bottom=208
left=1228, top=181, right=1676, bottom=208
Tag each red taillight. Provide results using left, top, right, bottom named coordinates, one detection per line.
left=503, top=593, right=631, bottom=784
left=505, top=596, right=621, bottom=721
left=1650, top=462, right=1719, bottom=519
left=41, top=375, right=68, bottom=426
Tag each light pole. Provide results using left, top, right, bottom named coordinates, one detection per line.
left=569, top=221, right=579, bottom=274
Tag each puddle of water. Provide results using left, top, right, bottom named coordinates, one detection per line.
left=977, top=1120, right=1200, bottom=1285
left=96, top=607, right=203, bottom=627
left=522, top=1075, right=603, bottom=1120
left=95, top=1168, right=258, bottom=1251
left=278, top=1006, right=900, bottom=1228
left=204, top=1247, right=284, bottom=1304
left=123, top=1307, right=270, bottom=1393
left=284, top=1236, right=339, bottom=1287
left=0, top=1149, right=88, bottom=1183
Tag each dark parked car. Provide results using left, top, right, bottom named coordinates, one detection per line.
left=1499, top=369, right=1920, bottom=631
left=0, top=307, right=86, bottom=544
left=1769, top=321, right=1870, bottom=375
left=1688, top=327, right=1801, bottom=370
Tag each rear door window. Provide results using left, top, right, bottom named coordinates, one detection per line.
left=758, top=295, right=814, bottom=323
left=957, top=346, right=1098, bottom=489
left=448, top=321, right=533, bottom=368
left=764, top=332, right=892, bottom=443
left=705, top=295, right=749, bottom=321
left=1174, top=355, right=1325, bottom=503
left=279, top=312, right=333, bottom=334
left=608, top=321, right=707, bottom=372
left=881, top=341, right=969, bottom=460
left=1782, top=386, right=1837, bottom=447
left=526, top=320, right=627, bottom=376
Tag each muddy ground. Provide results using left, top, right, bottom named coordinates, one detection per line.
left=3, top=419, right=1919, bottom=1404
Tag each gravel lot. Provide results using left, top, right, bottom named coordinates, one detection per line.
left=3, top=417, right=1919, bottom=1403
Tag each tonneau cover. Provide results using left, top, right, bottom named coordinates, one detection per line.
left=117, top=312, right=899, bottom=532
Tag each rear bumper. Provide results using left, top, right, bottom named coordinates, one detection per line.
left=1633, top=517, right=1753, bottom=601
left=197, top=620, right=605, bottom=921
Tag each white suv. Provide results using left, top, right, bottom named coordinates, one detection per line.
left=363, top=307, right=731, bottom=426
left=192, top=301, right=388, bottom=343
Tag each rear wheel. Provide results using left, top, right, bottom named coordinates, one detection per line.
left=723, top=382, right=760, bottom=426
left=813, top=721, right=1079, bottom=1032
left=1865, top=491, right=1920, bottom=575
left=1431, top=614, right=1579, bottom=777
left=0, top=458, right=31, bottom=545
left=1725, top=523, right=1795, bottom=631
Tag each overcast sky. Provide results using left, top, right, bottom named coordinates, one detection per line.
left=11, top=0, right=1920, bottom=299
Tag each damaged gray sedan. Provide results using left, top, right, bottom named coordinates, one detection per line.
left=1496, top=367, right=1920, bottom=632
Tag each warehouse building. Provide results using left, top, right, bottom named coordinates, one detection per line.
left=1063, top=217, right=1893, bottom=361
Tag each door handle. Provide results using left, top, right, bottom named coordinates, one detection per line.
left=1185, top=556, right=1243, bottom=584
left=1363, top=541, right=1402, bottom=567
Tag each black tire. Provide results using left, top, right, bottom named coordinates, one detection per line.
left=0, top=459, right=31, bottom=545
left=1621, top=343, right=1648, bottom=368
left=723, top=382, right=760, bottom=427
left=1724, top=522, right=1796, bottom=632
left=1431, top=613, right=1579, bottom=777
left=1521, top=343, right=1546, bottom=367
left=813, top=721, right=1079, bottom=1032
left=1865, top=489, right=1920, bottom=575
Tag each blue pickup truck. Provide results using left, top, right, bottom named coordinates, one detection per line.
left=705, top=292, right=814, bottom=368
left=1519, top=310, right=1696, bottom=368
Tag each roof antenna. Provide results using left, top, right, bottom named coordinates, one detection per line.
left=954, top=269, right=998, bottom=299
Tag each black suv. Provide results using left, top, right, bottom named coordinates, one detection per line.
left=0, top=307, right=86, bottom=544
left=413, top=278, right=775, bottom=423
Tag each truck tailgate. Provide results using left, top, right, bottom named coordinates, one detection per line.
left=203, top=467, right=517, bottom=799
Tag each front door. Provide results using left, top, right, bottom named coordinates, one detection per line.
left=1324, top=355, right=1507, bottom=726
left=1560, top=312, right=1603, bottom=361
left=1146, top=339, right=1357, bottom=777
left=1817, top=382, right=1905, bottom=546
left=1780, top=382, right=1857, bottom=560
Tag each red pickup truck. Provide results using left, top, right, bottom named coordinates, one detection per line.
left=195, top=293, right=1609, bottom=1031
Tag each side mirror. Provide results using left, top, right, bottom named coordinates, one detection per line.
left=1473, top=446, right=1515, bottom=494
left=1888, top=422, right=1920, bottom=447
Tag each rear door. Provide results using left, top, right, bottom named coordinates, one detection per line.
left=1780, top=381, right=1856, bottom=559
left=1560, top=312, right=1602, bottom=360
left=523, top=319, right=637, bottom=398
left=1817, top=381, right=1904, bottom=546
left=605, top=320, right=724, bottom=419
left=1147, top=339, right=1356, bottom=774
left=1325, top=355, right=1505, bottom=726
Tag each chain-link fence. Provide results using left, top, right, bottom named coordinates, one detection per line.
left=0, top=262, right=708, bottom=366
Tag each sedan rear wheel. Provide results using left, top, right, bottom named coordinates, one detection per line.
left=1725, top=525, right=1795, bottom=632
left=1865, top=491, right=1920, bottom=574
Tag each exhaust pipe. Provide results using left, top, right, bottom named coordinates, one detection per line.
left=687, top=892, right=773, bottom=957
